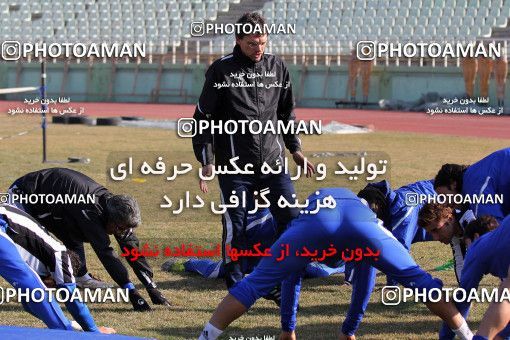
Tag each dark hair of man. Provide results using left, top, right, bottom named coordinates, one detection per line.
left=434, top=164, right=469, bottom=191
left=357, top=186, right=388, bottom=221
left=464, top=215, right=499, bottom=241
left=418, top=202, right=454, bottom=229
left=236, top=12, right=267, bottom=40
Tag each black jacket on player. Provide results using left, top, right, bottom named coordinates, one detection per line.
left=192, top=44, right=301, bottom=169
left=11, top=168, right=155, bottom=288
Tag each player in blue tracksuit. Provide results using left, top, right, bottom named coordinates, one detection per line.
left=345, top=179, right=435, bottom=285
left=342, top=198, right=478, bottom=335
left=199, top=188, right=473, bottom=340
left=440, top=215, right=510, bottom=340
left=0, top=214, right=73, bottom=330
left=180, top=208, right=343, bottom=279
left=0, top=204, right=114, bottom=333
left=434, top=147, right=510, bottom=222
left=370, top=179, right=435, bottom=249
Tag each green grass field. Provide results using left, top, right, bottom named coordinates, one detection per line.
left=0, top=114, right=507, bottom=339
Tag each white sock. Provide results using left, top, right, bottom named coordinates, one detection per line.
left=198, top=322, right=223, bottom=340
left=453, top=319, right=473, bottom=340
left=70, top=320, right=83, bottom=332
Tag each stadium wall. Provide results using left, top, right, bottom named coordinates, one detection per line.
left=0, top=62, right=502, bottom=107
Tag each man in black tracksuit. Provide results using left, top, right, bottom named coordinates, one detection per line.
left=8, top=167, right=170, bottom=311
left=192, top=13, right=315, bottom=288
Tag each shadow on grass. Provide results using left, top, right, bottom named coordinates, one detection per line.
left=147, top=317, right=443, bottom=339
left=142, top=325, right=281, bottom=339
left=156, top=272, right=347, bottom=292
left=155, top=275, right=225, bottom=292
left=247, top=299, right=430, bottom=318
left=0, top=304, right=25, bottom=312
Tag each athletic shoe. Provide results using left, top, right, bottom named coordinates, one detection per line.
left=76, top=273, right=114, bottom=289
left=263, top=285, right=281, bottom=307
left=71, top=320, right=83, bottom=331
left=161, top=257, right=196, bottom=272
left=161, top=259, right=178, bottom=272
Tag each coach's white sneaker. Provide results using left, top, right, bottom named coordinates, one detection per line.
left=76, top=273, right=114, bottom=289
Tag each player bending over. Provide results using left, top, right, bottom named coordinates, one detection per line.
left=198, top=188, right=473, bottom=340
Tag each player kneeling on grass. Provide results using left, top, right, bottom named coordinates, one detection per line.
left=198, top=188, right=473, bottom=340
left=8, top=167, right=169, bottom=311
left=0, top=205, right=115, bottom=334
left=438, top=214, right=510, bottom=339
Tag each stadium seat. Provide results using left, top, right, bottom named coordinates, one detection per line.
left=445, top=0, right=455, bottom=8
left=394, top=16, right=406, bottom=28
left=480, top=25, right=492, bottom=37
left=413, top=26, right=426, bottom=38
left=495, top=16, right=507, bottom=27
left=467, top=0, right=479, bottom=7
left=421, top=0, right=433, bottom=8
left=440, top=16, right=451, bottom=27
left=442, top=7, right=454, bottom=17
left=435, top=26, right=448, bottom=39
left=459, top=25, right=473, bottom=39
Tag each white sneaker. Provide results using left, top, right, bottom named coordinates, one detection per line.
left=71, top=320, right=83, bottom=332
left=76, top=273, right=114, bottom=289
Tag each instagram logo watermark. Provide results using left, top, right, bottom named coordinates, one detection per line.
left=176, top=118, right=321, bottom=138
left=0, top=193, right=9, bottom=204
left=356, top=41, right=376, bottom=61
left=356, top=41, right=503, bottom=60
left=0, top=287, right=129, bottom=304
left=404, top=193, right=504, bottom=206
left=382, top=285, right=510, bottom=305
left=190, top=22, right=205, bottom=37
left=405, top=192, right=419, bottom=206
left=190, top=22, right=296, bottom=37
left=1, top=41, right=21, bottom=61
left=177, top=118, right=197, bottom=138
left=381, top=286, right=401, bottom=305
left=0, top=42, right=145, bottom=60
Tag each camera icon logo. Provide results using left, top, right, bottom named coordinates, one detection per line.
left=1, top=41, right=21, bottom=61
left=0, top=193, right=9, bottom=204
left=405, top=192, right=419, bottom=206
left=190, top=22, right=205, bottom=37
left=177, top=118, right=197, bottom=138
left=356, top=41, right=376, bottom=60
left=381, top=286, right=401, bottom=306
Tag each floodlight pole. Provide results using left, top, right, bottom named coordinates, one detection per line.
left=41, top=60, right=47, bottom=163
